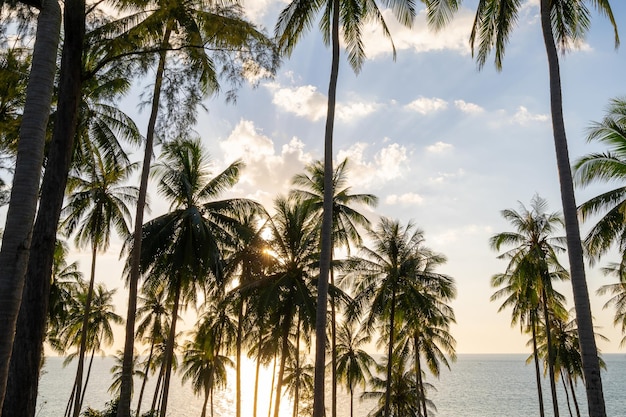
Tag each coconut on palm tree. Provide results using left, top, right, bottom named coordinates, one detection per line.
left=470, top=2, right=619, bottom=414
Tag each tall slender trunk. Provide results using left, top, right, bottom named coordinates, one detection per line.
left=539, top=1, right=606, bottom=415
left=236, top=299, right=244, bottom=417
left=118, top=21, right=174, bottom=417
left=541, top=287, right=559, bottom=417
left=3, top=1, right=83, bottom=415
left=292, top=317, right=301, bottom=417
left=79, top=346, right=98, bottom=411
left=330, top=264, right=337, bottom=417
left=349, top=384, right=354, bottom=417
left=268, top=353, right=277, bottom=417
left=312, top=0, right=340, bottom=414
left=531, top=313, right=546, bottom=417
left=253, top=327, right=263, bottom=417
left=0, top=1, right=61, bottom=409
left=72, top=243, right=99, bottom=417
left=64, top=376, right=77, bottom=417
left=273, top=313, right=291, bottom=417
left=150, top=360, right=166, bottom=414
left=200, top=388, right=209, bottom=417
left=383, top=287, right=397, bottom=417
left=158, top=278, right=182, bottom=417
left=136, top=340, right=156, bottom=417
left=561, top=370, right=574, bottom=417
left=415, top=336, right=427, bottom=417
left=568, top=372, right=582, bottom=417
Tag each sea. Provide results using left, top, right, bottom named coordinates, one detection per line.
left=35, top=354, right=626, bottom=417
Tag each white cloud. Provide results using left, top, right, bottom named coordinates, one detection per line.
left=426, top=141, right=453, bottom=153
left=454, top=100, right=484, bottom=114
left=267, top=83, right=328, bottom=121
left=512, top=106, right=549, bottom=124
left=428, top=169, right=465, bottom=184
left=385, top=193, right=424, bottom=206
left=361, top=8, right=476, bottom=58
left=405, top=97, right=448, bottom=114
left=241, top=0, right=289, bottom=24
left=431, top=224, right=493, bottom=245
left=337, top=101, right=381, bottom=122
left=337, top=142, right=410, bottom=187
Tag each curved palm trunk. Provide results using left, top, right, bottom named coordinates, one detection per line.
left=150, top=360, right=166, bottom=414
left=312, top=0, right=340, bottom=415
left=3, top=1, right=84, bottom=415
left=79, top=346, right=98, bottom=411
left=273, top=314, right=291, bottom=417
left=158, top=278, right=182, bottom=417
left=118, top=21, right=174, bottom=417
left=135, top=339, right=156, bottom=417
left=72, top=243, right=99, bottom=417
left=561, top=370, right=574, bottom=417
left=568, top=372, right=582, bottom=417
left=64, top=376, right=78, bottom=417
left=531, top=313, right=546, bottom=417
left=541, top=287, right=559, bottom=417
left=383, top=287, right=397, bottom=417
left=0, top=1, right=61, bottom=409
left=539, top=1, right=606, bottom=415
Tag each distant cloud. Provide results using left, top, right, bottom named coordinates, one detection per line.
left=512, top=106, right=549, bottom=124
left=428, top=169, right=465, bottom=184
left=454, top=100, right=484, bottom=114
left=241, top=0, right=288, bottom=24
left=385, top=192, right=424, bottom=206
left=426, top=141, right=453, bottom=153
left=431, top=224, right=493, bottom=245
left=361, top=7, right=475, bottom=58
left=337, top=142, right=410, bottom=187
left=405, top=97, right=448, bottom=114
left=337, top=101, right=381, bottom=122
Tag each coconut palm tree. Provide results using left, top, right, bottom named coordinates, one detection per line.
left=470, top=2, right=619, bottom=415
left=290, top=158, right=377, bottom=415
left=345, top=218, right=452, bottom=417
left=60, top=146, right=138, bottom=417
left=490, top=196, right=569, bottom=417
left=107, top=4, right=278, bottom=413
left=283, top=354, right=315, bottom=417
left=597, top=263, right=626, bottom=347
left=275, top=0, right=459, bottom=410
left=335, top=320, right=375, bottom=417
left=0, top=0, right=61, bottom=407
left=108, top=349, right=144, bottom=397
left=136, top=137, right=258, bottom=417
left=574, top=97, right=626, bottom=268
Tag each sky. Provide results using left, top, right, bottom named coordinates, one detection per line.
left=6, top=0, right=626, bottom=355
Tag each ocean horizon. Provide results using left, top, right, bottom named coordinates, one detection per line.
left=36, top=353, right=626, bottom=417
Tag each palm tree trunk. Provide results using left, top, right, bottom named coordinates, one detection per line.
left=150, top=359, right=166, bottom=414
left=415, top=336, right=427, bottom=417
left=568, top=372, right=582, bottom=417
left=0, top=1, right=61, bottom=409
left=383, top=287, right=397, bottom=417
left=64, top=377, right=77, bottom=417
left=561, top=370, right=574, bottom=417
left=330, top=263, right=337, bottom=417
left=136, top=340, right=156, bottom=417
left=539, top=1, right=606, bottom=415
left=349, top=384, right=354, bottom=417
left=253, top=327, right=263, bottom=417
left=273, top=314, right=291, bottom=417
left=200, top=388, right=209, bottom=417
left=312, top=0, right=340, bottom=415
left=531, top=313, right=546, bottom=417
left=293, top=317, right=301, bottom=417
left=268, top=353, right=277, bottom=417
left=118, top=20, right=174, bottom=417
left=72, top=243, right=99, bottom=417
left=236, top=299, right=244, bottom=417
left=3, top=1, right=83, bottom=415
left=158, top=278, right=182, bottom=417
left=541, top=288, right=559, bottom=417
left=79, top=346, right=98, bottom=411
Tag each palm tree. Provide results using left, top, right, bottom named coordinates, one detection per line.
left=134, top=282, right=170, bottom=417
left=275, top=0, right=455, bottom=410
left=181, top=321, right=234, bottom=417
left=108, top=4, right=278, bottom=413
left=283, top=355, right=315, bottom=417
left=470, top=2, right=619, bottom=415
left=334, top=321, right=375, bottom=417
left=490, top=196, right=569, bottom=417
left=109, top=349, right=144, bottom=397
left=60, top=147, right=138, bottom=417
left=290, top=158, right=377, bottom=416
left=137, top=137, right=257, bottom=417
left=0, top=0, right=61, bottom=407
left=574, top=97, right=626, bottom=268
left=597, top=263, right=626, bottom=347
left=345, top=218, right=453, bottom=417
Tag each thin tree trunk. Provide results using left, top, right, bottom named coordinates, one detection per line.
left=79, top=346, right=97, bottom=411
left=253, top=327, right=263, bottom=417
left=312, top=0, right=340, bottom=414
left=150, top=360, right=166, bottom=415
left=541, top=288, right=559, bottom=417
left=568, top=372, right=582, bottom=417
left=3, top=0, right=83, bottom=415
left=539, top=1, right=606, bottom=415
left=531, top=313, right=546, bottom=417
left=136, top=340, right=156, bottom=417
left=200, top=387, right=209, bottom=417
left=0, top=1, right=61, bottom=409
left=561, top=370, right=574, bottom=417
left=349, top=384, right=354, bottom=417
left=236, top=298, right=244, bottom=417
left=72, top=243, right=99, bottom=417
left=273, top=314, right=291, bottom=417
left=415, top=336, right=427, bottom=417
left=118, top=20, right=174, bottom=417
left=330, top=264, right=337, bottom=417
left=64, top=378, right=77, bottom=417
left=158, top=278, right=181, bottom=417
left=293, top=317, right=301, bottom=417
left=383, top=287, right=397, bottom=417
left=268, top=352, right=277, bottom=417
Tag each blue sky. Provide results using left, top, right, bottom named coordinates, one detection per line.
left=11, top=0, right=625, bottom=354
